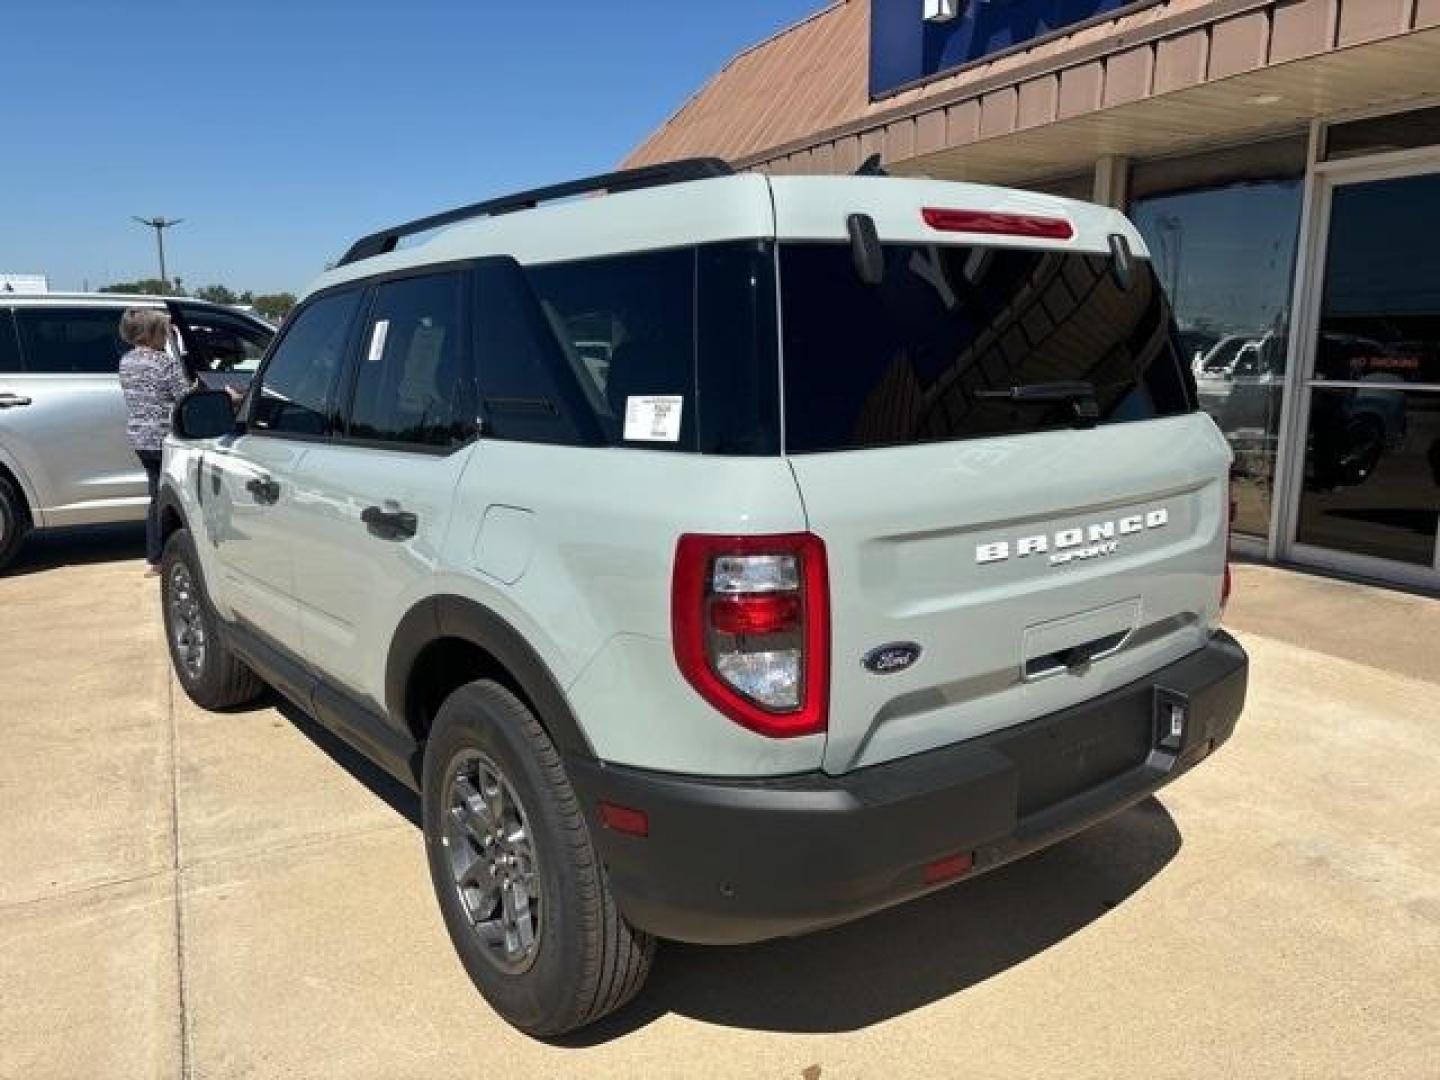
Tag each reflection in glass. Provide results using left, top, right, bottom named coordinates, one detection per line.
left=1298, top=389, right=1440, bottom=566
left=1315, top=173, right=1440, bottom=386
left=1131, top=178, right=1303, bottom=536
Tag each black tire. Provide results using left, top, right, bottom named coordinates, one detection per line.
left=422, top=680, right=654, bottom=1037
left=0, top=474, right=30, bottom=572
left=160, top=528, right=264, bottom=709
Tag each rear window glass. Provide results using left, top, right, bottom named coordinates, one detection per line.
left=779, top=244, right=1193, bottom=453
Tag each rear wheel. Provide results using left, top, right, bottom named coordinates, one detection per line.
left=422, top=680, right=654, bottom=1036
left=160, top=528, right=264, bottom=709
left=0, top=475, right=30, bottom=572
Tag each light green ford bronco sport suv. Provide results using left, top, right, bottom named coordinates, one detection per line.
left=157, top=158, right=1248, bottom=1036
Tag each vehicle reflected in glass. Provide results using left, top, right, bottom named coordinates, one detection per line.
left=1131, top=177, right=1303, bottom=539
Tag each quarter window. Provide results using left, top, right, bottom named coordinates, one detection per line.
left=470, top=245, right=779, bottom=453
left=0, top=311, right=21, bottom=373
left=14, top=307, right=130, bottom=374
left=525, top=248, right=698, bottom=450
left=251, top=290, right=362, bottom=436
left=346, top=273, right=471, bottom=448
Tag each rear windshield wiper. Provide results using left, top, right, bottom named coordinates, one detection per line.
left=975, top=381, right=1100, bottom=425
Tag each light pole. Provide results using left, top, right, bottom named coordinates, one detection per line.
left=131, top=216, right=183, bottom=287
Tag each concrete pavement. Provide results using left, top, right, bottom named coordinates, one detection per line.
left=2, top=525, right=1438, bottom=1079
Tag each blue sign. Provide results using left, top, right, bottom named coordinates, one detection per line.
left=870, top=0, right=1136, bottom=99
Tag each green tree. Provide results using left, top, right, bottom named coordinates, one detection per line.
left=98, top=278, right=179, bottom=296
left=252, top=292, right=296, bottom=322
left=194, top=284, right=238, bottom=304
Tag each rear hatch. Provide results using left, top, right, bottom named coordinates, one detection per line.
left=769, top=179, right=1231, bottom=775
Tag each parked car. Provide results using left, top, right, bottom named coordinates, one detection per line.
left=0, top=293, right=274, bottom=569
left=156, top=160, right=1248, bottom=1036
left=1194, top=335, right=1285, bottom=433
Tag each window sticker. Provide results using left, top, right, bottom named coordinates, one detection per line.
left=366, top=319, right=389, bottom=364
left=623, top=395, right=683, bottom=442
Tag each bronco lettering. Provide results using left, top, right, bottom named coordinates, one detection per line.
left=975, top=508, right=1169, bottom=566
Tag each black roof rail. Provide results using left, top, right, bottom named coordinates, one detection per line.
left=336, top=157, right=735, bottom=267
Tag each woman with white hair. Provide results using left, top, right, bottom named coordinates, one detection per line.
left=117, top=307, right=195, bottom=576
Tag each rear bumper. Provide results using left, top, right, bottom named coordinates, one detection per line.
left=570, top=630, right=1248, bottom=945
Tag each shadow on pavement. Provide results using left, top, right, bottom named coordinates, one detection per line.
left=270, top=696, right=423, bottom=828
left=579, top=796, right=1180, bottom=1040
left=6, top=522, right=145, bottom=577
left=265, top=688, right=1181, bottom=1040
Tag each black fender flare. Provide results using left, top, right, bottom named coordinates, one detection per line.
left=155, top=480, right=190, bottom=538
left=385, top=595, right=595, bottom=760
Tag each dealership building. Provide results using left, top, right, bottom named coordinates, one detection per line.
left=628, top=0, right=1440, bottom=590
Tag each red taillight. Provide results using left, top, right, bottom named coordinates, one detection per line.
left=672, top=533, right=830, bottom=739
left=598, top=801, right=649, bottom=838
left=710, top=593, right=803, bottom=635
left=922, top=207, right=1074, bottom=240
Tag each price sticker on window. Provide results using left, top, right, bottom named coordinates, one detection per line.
left=366, top=320, right=389, bottom=363
left=623, top=395, right=683, bottom=442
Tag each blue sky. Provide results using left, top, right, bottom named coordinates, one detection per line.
left=2, top=0, right=820, bottom=294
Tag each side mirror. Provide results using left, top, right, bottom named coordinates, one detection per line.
left=174, top=389, right=238, bottom=440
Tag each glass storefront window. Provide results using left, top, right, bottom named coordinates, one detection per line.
left=1314, top=173, right=1440, bottom=386
left=1131, top=177, right=1304, bottom=536
left=1296, top=171, right=1440, bottom=569
left=1297, top=388, right=1440, bottom=566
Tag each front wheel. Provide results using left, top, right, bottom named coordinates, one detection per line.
left=422, top=680, right=654, bottom=1037
left=160, top=528, right=264, bottom=709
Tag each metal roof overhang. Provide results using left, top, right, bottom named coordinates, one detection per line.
left=890, top=27, right=1440, bottom=186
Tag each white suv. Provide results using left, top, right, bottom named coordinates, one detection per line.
left=0, top=293, right=272, bottom=568
left=157, top=160, right=1248, bottom=1036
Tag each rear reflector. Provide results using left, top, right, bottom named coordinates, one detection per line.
left=923, top=852, right=975, bottom=884
left=598, top=802, right=649, bottom=838
left=922, top=207, right=1074, bottom=240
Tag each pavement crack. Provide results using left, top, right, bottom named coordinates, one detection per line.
left=165, top=669, right=194, bottom=1080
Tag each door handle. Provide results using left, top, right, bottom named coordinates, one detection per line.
left=361, top=504, right=418, bottom=541
left=245, top=476, right=280, bottom=504
left=0, top=393, right=32, bottom=408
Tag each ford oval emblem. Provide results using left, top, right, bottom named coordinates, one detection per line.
left=862, top=642, right=922, bottom=675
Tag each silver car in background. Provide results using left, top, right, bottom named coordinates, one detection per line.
left=0, top=293, right=274, bottom=569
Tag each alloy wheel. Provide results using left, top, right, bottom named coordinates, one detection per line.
left=441, top=750, right=543, bottom=973
left=167, top=562, right=207, bottom=680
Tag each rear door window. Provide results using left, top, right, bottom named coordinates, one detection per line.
left=14, top=307, right=130, bottom=374
left=344, top=272, right=472, bottom=449
left=779, top=244, right=1193, bottom=453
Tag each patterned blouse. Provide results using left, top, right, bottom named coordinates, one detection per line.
left=118, top=346, right=193, bottom=453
